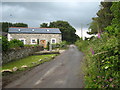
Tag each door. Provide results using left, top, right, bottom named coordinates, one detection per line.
left=40, top=40, right=46, bottom=48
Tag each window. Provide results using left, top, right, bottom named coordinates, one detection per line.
left=31, top=38, right=37, bottom=44
left=51, top=38, right=56, bottom=44
left=52, top=39, right=55, bottom=43
left=19, top=38, right=26, bottom=44
left=32, top=40, right=36, bottom=43
left=21, top=40, right=24, bottom=43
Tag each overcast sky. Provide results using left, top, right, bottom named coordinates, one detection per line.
left=1, top=0, right=102, bottom=37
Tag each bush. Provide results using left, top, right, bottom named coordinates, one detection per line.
left=52, top=43, right=60, bottom=49
left=51, top=41, right=68, bottom=50
left=9, top=39, right=24, bottom=49
left=24, top=44, right=39, bottom=47
left=75, top=38, right=90, bottom=51
left=76, top=33, right=119, bottom=88
left=59, top=41, right=67, bottom=48
left=0, top=36, right=2, bottom=51
left=2, top=36, right=9, bottom=51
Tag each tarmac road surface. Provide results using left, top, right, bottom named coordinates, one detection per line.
left=5, top=45, right=84, bottom=88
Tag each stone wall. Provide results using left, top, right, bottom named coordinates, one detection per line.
left=9, top=33, right=62, bottom=44
left=2, top=46, right=43, bottom=64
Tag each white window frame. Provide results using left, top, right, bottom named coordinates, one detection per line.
left=51, top=38, right=56, bottom=44
left=19, top=38, right=26, bottom=44
left=31, top=38, right=37, bottom=44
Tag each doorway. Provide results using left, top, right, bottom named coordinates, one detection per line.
left=40, top=40, right=46, bottom=48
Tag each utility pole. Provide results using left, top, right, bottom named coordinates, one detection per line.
left=8, top=14, right=12, bottom=29
left=81, top=24, right=83, bottom=39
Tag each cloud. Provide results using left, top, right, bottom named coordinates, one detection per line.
left=2, top=0, right=103, bottom=2
left=2, top=2, right=100, bottom=30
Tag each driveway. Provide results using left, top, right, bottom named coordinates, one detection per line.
left=5, top=45, right=84, bottom=88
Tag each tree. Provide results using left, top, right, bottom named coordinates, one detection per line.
left=12, top=23, right=28, bottom=27
left=2, top=36, right=9, bottom=51
left=1, top=22, right=13, bottom=32
left=40, top=21, right=79, bottom=43
left=96, top=2, right=113, bottom=31
left=1, top=22, right=28, bottom=32
left=40, top=23, right=48, bottom=27
left=88, top=2, right=113, bottom=34
left=87, top=20, right=98, bottom=34
left=105, top=2, right=120, bottom=36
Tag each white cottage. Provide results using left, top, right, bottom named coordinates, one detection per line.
left=8, top=27, right=62, bottom=48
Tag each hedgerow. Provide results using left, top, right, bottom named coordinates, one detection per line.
left=9, top=39, right=24, bottom=49
left=75, top=2, right=120, bottom=88
left=2, top=36, right=24, bottom=52
left=2, top=36, right=9, bottom=51
left=75, top=32, right=119, bottom=88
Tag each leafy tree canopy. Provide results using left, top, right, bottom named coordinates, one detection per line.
left=105, top=1, right=120, bottom=36
left=1, top=22, right=28, bottom=32
left=12, top=23, right=28, bottom=27
left=87, top=20, right=98, bottom=35
left=40, top=23, right=48, bottom=28
left=88, top=2, right=113, bottom=34
left=40, top=21, right=79, bottom=43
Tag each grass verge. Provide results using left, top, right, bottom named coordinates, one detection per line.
left=1, top=54, right=58, bottom=76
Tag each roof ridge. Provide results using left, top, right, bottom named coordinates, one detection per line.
left=9, top=27, right=58, bottom=29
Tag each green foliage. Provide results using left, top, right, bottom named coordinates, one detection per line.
left=2, top=54, right=57, bottom=73
left=76, top=3, right=120, bottom=88
left=9, top=39, right=24, bottom=49
left=2, top=37, right=24, bottom=51
left=88, top=20, right=98, bottom=34
left=52, top=41, right=68, bottom=50
left=2, top=38, right=42, bottom=52
left=37, top=39, right=39, bottom=45
left=1, top=22, right=28, bottom=32
left=2, top=36, right=9, bottom=51
left=75, top=38, right=89, bottom=51
left=40, top=21, right=79, bottom=43
left=0, top=36, right=1, bottom=45
left=105, top=2, right=120, bottom=36
left=59, top=41, right=68, bottom=48
left=76, top=32, right=119, bottom=88
left=88, top=2, right=113, bottom=34
left=1, top=22, right=13, bottom=32
left=24, top=44, right=39, bottom=47
left=81, top=2, right=120, bottom=88
left=40, top=23, right=48, bottom=27
left=47, top=42, right=50, bottom=51
left=12, top=23, right=28, bottom=27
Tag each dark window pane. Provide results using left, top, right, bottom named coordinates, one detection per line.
left=52, top=39, right=55, bottom=43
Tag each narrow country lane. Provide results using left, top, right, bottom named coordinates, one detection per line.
left=5, top=45, right=84, bottom=88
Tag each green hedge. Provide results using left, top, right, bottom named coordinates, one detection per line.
left=2, top=37, right=24, bottom=52
left=52, top=41, right=68, bottom=49
left=76, top=32, right=119, bottom=88
left=9, top=39, right=24, bottom=49
left=2, top=36, right=9, bottom=51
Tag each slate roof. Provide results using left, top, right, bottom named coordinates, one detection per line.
left=8, top=27, right=61, bottom=34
